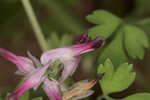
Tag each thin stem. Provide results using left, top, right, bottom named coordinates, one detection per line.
left=21, top=0, right=48, bottom=51
left=136, top=18, right=150, bottom=25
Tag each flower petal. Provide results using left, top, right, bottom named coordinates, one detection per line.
left=43, top=78, right=62, bottom=100
left=27, top=51, right=42, bottom=68
left=71, top=37, right=105, bottom=56
left=60, top=57, right=80, bottom=83
left=76, top=32, right=91, bottom=44
left=40, top=48, right=74, bottom=65
left=73, top=90, right=94, bottom=100
left=8, top=62, right=51, bottom=100
left=0, top=48, right=35, bottom=74
left=41, top=38, right=104, bottom=66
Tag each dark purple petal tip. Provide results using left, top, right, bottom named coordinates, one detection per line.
left=92, top=38, right=105, bottom=49
left=96, top=73, right=105, bottom=81
left=76, top=32, right=91, bottom=44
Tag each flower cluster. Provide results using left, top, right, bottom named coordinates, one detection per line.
left=0, top=33, right=105, bottom=100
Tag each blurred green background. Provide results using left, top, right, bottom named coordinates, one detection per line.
left=1, top=0, right=150, bottom=99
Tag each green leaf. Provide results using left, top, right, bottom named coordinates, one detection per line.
left=111, top=63, right=136, bottom=92
left=87, top=10, right=149, bottom=67
left=88, top=23, right=119, bottom=39
left=87, top=10, right=122, bottom=39
left=99, top=29, right=127, bottom=67
left=97, top=59, right=114, bottom=81
left=137, top=24, right=150, bottom=43
left=123, top=93, right=150, bottom=100
left=97, top=59, right=136, bottom=95
left=32, top=97, right=43, bottom=100
left=87, top=10, right=121, bottom=24
left=124, top=25, right=149, bottom=59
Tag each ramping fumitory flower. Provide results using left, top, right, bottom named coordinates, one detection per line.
left=40, top=33, right=105, bottom=83
left=76, top=32, right=91, bottom=44
left=8, top=62, right=50, bottom=100
left=43, top=78, right=62, bottom=100
left=62, top=73, right=105, bottom=100
left=0, top=48, right=62, bottom=100
left=0, top=48, right=35, bottom=75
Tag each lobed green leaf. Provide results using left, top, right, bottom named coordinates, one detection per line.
left=98, top=59, right=135, bottom=95
left=98, top=29, right=127, bottom=67
left=123, top=93, right=150, bottom=100
left=87, top=10, right=121, bottom=25
left=87, top=10, right=122, bottom=39
left=124, top=25, right=149, bottom=59
left=88, top=24, right=120, bottom=39
left=87, top=10, right=149, bottom=67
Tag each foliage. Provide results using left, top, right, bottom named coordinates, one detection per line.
left=97, top=59, right=150, bottom=100
left=97, top=59, right=135, bottom=95
left=99, top=29, right=128, bottom=67
left=1, top=0, right=150, bottom=100
left=87, top=10, right=121, bottom=39
left=124, top=25, right=149, bottom=59
left=87, top=10, right=149, bottom=66
left=123, top=93, right=150, bottom=100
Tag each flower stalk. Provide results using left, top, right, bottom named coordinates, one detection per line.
left=21, top=0, right=48, bottom=51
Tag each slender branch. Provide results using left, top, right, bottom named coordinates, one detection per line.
left=21, top=0, right=48, bottom=51
left=136, top=18, right=150, bottom=25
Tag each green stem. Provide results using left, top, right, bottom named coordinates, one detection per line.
left=136, top=18, right=150, bottom=25
left=21, top=0, right=48, bottom=51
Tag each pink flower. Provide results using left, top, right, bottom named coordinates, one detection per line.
left=76, top=32, right=91, bottom=44
left=43, top=78, right=62, bottom=100
left=8, top=61, right=51, bottom=100
left=62, top=73, right=104, bottom=100
left=0, top=33, right=105, bottom=100
left=0, top=48, right=35, bottom=74
left=40, top=34, right=104, bottom=82
left=0, top=49, right=62, bottom=100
